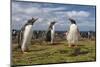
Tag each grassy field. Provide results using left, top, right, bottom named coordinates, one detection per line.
left=12, top=39, right=96, bottom=66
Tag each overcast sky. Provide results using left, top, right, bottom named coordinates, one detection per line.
left=11, top=1, right=96, bottom=31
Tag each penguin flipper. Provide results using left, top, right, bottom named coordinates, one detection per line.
left=18, top=30, right=23, bottom=49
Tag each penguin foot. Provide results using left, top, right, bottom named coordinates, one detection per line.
left=21, top=51, right=29, bottom=54
left=21, top=49, right=29, bottom=54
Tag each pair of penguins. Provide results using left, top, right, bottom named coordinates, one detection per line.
left=18, top=17, right=56, bottom=53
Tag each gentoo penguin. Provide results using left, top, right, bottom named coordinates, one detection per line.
left=18, top=17, right=38, bottom=53
left=67, top=18, right=80, bottom=47
left=46, top=21, right=56, bottom=44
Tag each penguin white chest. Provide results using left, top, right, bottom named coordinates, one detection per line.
left=23, top=25, right=33, bottom=44
left=51, top=25, right=55, bottom=43
left=51, top=25, right=55, bottom=36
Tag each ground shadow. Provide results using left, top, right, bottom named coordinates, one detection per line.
left=51, top=42, right=65, bottom=45
left=69, top=48, right=89, bottom=56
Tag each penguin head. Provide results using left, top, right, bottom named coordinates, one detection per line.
left=49, top=21, right=56, bottom=30
left=51, top=21, right=56, bottom=26
left=28, top=17, right=38, bottom=25
left=68, top=18, right=76, bottom=24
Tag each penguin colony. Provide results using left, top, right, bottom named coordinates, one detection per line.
left=17, top=17, right=80, bottom=53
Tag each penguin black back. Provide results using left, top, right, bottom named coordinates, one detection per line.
left=45, top=21, right=56, bottom=41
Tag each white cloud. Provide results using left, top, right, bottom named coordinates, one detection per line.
left=66, top=11, right=90, bottom=18
left=11, top=1, right=95, bottom=31
left=42, top=7, right=67, bottom=13
left=12, top=16, right=20, bottom=22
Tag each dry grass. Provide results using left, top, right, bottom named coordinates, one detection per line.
left=11, top=39, right=96, bottom=66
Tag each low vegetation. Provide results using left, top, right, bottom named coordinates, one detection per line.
left=12, top=39, right=96, bottom=66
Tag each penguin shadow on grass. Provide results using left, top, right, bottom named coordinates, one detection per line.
left=68, top=45, right=89, bottom=56
left=47, top=42, right=65, bottom=45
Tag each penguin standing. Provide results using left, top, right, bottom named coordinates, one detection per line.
left=67, top=18, right=80, bottom=47
left=18, top=17, right=38, bottom=53
left=46, top=21, right=56, bottom=44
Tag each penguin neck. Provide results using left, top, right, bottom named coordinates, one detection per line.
left=25, top=24, right=33, bottom=29
left=51, top=25, right=55, bottom=31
